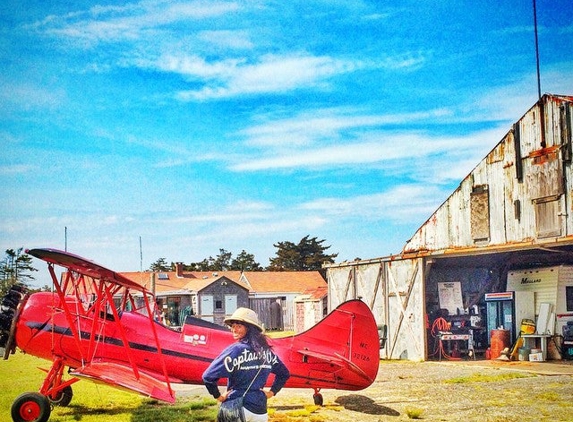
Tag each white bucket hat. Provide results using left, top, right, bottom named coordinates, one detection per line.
left=224, top=307, right=264, bottom=332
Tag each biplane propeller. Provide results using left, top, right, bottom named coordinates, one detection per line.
left=0, top=248, right=380, bottom=422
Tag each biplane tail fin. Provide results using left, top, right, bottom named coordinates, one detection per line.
left=287, top=299, right=380, bottom=390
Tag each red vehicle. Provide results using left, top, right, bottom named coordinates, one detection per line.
left=0, top=248, right=381, bottom=422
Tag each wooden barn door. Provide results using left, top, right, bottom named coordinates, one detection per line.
left=385, top=259, right=425, bottom=360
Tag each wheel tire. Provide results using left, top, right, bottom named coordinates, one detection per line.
left=11, top=392, right=51, bottom=422
left=313, top=393, right=324, bottom=406
left=49, top=385, right=73, bottom=407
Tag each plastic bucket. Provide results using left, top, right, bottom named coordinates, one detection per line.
left=520, top=319, right=536, bottom=335
left=490, top=329, right=511, bottom=359
left=518, top=347, right=531, bottom=361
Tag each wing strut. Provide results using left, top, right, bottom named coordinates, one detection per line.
left=30, top=248, right=175, bottom=403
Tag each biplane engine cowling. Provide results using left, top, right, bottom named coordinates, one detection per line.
left=0, top=284, right=27, bottom=354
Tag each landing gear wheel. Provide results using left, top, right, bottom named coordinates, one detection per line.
left=313, top=392, right=323, bottom=406
left=49, top=385, right=73, bottom=407
left=11, top=392, right=51, bottom=422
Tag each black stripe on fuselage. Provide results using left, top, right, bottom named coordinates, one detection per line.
left=26, top=321, right=211, bottom=362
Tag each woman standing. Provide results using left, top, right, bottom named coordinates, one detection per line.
left=202, top=307, right=290, bottom=422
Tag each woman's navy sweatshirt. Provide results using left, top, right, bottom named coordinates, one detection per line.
left=202, top=340, right=290, bottom=415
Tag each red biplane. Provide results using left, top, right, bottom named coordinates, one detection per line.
left=0, top=248, right=381, bottom=422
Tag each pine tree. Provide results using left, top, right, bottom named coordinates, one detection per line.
left=0, top=248, right=37, bottom=296
left=268, top=235, right=337, bottom=271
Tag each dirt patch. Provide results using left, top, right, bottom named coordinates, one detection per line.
left=268, top=361, right=573, bottom=422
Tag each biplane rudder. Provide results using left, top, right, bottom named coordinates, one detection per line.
left=286, top=299, right=380, bottom=389
left=335, top=299, right=380, bottom=386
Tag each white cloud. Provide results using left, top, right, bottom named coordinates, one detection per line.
left=299, top=184, right=446, bottom=224
left=229, top=111, right=506, bottom=180
left=155, top=54, right=242, bottom=79
left=29, top=0, right=240, bottom=45
left=468, top=63, right=573, bottom=122
left=175, top=53, right=360, bottom=100
left=240, top=108, right=452, bottom=147
left=0, top=164, right=36, bottom=176
left=0, top=80, right=65, bottom=112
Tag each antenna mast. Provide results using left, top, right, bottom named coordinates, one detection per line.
left=532, top=0, right=541, bottom=100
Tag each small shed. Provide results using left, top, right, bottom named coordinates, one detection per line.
left=294, top=286, right=328, bottom=332
left=191, top=275, right=250, bottom=325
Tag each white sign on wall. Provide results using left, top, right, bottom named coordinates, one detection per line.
left=438, top=282, right=464, bottom=315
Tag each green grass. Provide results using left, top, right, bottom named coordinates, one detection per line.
left=0, top=352, right=218, bottom=422
left=0, top=352, right=329, bottom=422
left=444, top=371, right=531, bottom=384
left=405, top=407, right=424, bottom=419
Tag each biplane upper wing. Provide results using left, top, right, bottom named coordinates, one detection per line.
left=26, top=248, right=146, bottom=293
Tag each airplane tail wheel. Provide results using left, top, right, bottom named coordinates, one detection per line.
left=313, top=392, right=323, bottom=406
left=11, top=392, right=51, bottom=422
left=49, top=385, right=73, bottom=407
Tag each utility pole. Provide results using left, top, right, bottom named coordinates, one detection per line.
left=532, top=0, right=541, bottom=100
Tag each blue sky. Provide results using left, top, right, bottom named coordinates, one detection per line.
left=1, top=0, right=572, bottom=287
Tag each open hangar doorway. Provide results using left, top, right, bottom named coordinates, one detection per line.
left=423, top=244, right=573, bottom=361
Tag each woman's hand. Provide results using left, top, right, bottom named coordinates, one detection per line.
left=218, top=390, right=231, bottom=402
left=264, top=390, right=275, bottom=399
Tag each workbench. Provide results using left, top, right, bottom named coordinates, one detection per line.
left=438, top=332, right=475, bottom=360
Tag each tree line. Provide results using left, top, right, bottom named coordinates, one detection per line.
left=149, top=235, right=338, bottom=273
left=0, top=248, right=38, bottom=296
left=1, top=235, right=338, bottom=295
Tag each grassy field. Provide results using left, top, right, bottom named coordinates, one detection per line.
left=0, top=351, right=328, bottom=422
left=1, top=328, right=336, bottom=421
left=0, top=352, right=218, bottom=422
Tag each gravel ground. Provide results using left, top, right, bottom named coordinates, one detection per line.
left=266, top=360, right=573, bottom=422
left=174, top=360, right=573, bottom=421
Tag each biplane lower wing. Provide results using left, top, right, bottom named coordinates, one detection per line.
left=70, top=362, right=176, bottom=403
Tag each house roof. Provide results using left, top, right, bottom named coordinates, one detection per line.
left=183, top=275, right=249, bottom=293
left=120, top=271, right=191, bottom=293
left=300, top=285, right=328, bottom=300
left=239, top=271, right=327, bottom=294
left=118, top=270, right=326, bottom=295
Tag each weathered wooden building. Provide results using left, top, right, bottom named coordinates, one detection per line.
left=326, top=94, right=573, bottom=361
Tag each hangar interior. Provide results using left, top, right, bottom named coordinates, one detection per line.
left=424, top=245, right=573, bottom=361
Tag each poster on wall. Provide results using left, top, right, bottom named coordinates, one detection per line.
left=438, top=282, right=464, bottom=315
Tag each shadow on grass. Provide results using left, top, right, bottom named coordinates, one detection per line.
left=55, top=403, right=139, bottom=418
left=335, top=394, right=400, bottom=416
